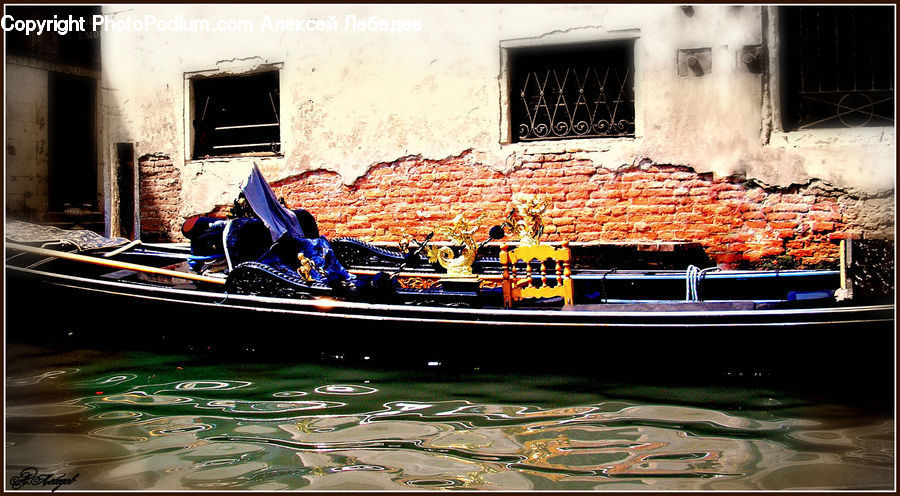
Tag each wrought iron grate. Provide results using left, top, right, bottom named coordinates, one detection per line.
left=510, top=42, right=635, bottom=142
left=781, top=6, right=894, bottom=130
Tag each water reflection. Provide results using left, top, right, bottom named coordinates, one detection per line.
left=315, top=385, right=379, bottom=395
left=7, top=369, right=78, bottom=386
left=173, top=380, right=251, bottom=391
left=5, top=346, right=894, bottom=491
left=273, top=391, right=308, bottom=398
left=69, top=374, right=137, bottom=388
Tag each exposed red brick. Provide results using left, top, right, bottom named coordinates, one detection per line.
left=156, top=152, right=889, bottom=269
left=139, top=157, right=183, bottom=242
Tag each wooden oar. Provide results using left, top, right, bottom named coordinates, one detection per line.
left=6, top=242, right=227, bottom=285
left=349, top=269, right=502, bottom=282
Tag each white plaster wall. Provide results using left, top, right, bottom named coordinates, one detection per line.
left=99, top=4, right=895, bottom=217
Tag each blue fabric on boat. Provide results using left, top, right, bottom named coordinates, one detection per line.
left=257, top=235, right=355, bottom=286
left=237, top=163, right=375, bottom=291
left=240, top=163, right=306, bottom=242
left=224, top=217, right=272, bottom=267
left=292, top=208, right=320, bottom=239
left=299, top=237, right=354, bottom=285
left=183, top=216, right=227, bottom=256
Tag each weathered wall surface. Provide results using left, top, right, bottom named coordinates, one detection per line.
left=138, top=155, right=182, bottom=241
left=99, top=5, right=895, bottom=261
left=5, top=6, right=102, bottom=225
left=5, top=62, right=49, bottom=218
left=270, top=151, right=891, bottom=268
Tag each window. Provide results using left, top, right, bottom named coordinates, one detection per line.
left=508, top=41, right=635, bottom=142
left=779, top=6, right=894, bottom=130
left=191, top=70, right=280, bottom=158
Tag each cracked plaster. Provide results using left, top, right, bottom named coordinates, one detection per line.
left=98, top=4, right=894, bottom=219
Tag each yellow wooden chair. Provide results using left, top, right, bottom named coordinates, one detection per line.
left=500, top=241, right=574, bottom=307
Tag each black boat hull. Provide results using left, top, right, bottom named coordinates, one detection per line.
left=8, top=265, right=893, bottom=381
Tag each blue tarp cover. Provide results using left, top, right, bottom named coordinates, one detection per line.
left=237, top=163, right=357, bottom=287
left=239, top=163, right=305, bottom=242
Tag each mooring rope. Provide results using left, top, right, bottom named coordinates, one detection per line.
left=685, top=265, right=720, bottom=301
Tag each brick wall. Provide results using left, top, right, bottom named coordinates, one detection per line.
left=264, top=151, right=888, bottom=269
left=139, top=155, right=183, bottom=242
left=144, top=151, right=885, bottom=268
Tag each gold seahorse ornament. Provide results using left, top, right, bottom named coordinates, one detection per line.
left=504, top=193, right=551, bottom=246
left=425, top=213, right=484, bottom=278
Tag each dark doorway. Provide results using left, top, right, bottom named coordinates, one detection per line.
left=48, top=72, right=98, bottom=212
left=116, top=143, right=136, bottom=239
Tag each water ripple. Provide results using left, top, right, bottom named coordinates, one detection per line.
left=273, top=391, right=308, bottom=398
left=69, top=374, right=138, bottom=388
left=173, top=381, right=253, bottom=392
left=7, top=369, right=78, bottom=386
left=4, top=349, right=892, bottom=491
left=99, top=392, right=194, bottom=406
left=6, top=403, right=90, bottom=417
left=314, top=385, right=379, bottom=396
left=197, top=400, right=346, bottom=415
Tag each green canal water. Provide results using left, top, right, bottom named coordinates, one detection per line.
left=5, top=343, right=894, bottom=491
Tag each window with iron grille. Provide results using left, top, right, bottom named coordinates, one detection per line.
left=509, top=41, right=635, bottom=142
left=191, top=71, right=280, bottom=158
left=780, top=6, right=894, bottom=130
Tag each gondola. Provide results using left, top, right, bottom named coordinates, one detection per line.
left=5, top=165, right=894, bottom=378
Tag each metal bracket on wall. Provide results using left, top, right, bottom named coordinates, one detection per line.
left=740, top=45, right=765, bottom=74
left=677, top=47, right=711, bottom=77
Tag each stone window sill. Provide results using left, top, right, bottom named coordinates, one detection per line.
left=499, top=136, right=638, bottom=155
left=186, top=153, right=284, bottom=165
left=768, top=127, right=894, bottom=149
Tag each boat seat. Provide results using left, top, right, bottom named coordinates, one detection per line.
left=500, top=241, right=574, bottom=308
